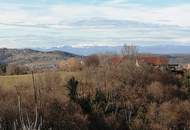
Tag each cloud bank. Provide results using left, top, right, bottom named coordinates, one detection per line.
left=0, top=0, right=190, bottom=48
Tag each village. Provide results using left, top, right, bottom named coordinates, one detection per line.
left=58, top=54, right=189, bottom=76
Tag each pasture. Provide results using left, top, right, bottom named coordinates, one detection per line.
left=0, top=71, right=72, bottom=89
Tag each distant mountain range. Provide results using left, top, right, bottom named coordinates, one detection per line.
left=35, top=45, right=190, bottom=56
left=1, top=45, right=190, bottom=69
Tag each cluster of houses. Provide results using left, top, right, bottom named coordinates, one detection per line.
left=110, top=55, right=190, bottom=75
left=58, top=55, right=190, bottom=75
left=110, top=55, right=168, bottom=66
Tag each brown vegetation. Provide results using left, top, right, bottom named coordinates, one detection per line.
left=59, top=58, right=82, bottom=72
left=6, top=64, right=30, bottom=75
left=0, top=49, right=190, bottom=129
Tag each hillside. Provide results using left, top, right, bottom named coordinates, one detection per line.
left=0, top=48, right=80, bottom=64
left=0, top=48, right=80, bottom=70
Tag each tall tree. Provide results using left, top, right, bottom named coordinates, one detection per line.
left=121, top=44, right=138, bottom=59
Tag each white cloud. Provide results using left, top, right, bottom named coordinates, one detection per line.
left=0, top=2, right=190, bottom=48
left=0, top=2, right=190, bottom=27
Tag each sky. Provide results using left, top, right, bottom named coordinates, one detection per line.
left=0, top=0, right=190, bottom=48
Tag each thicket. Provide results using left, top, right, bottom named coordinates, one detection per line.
left=0, top=64, right=30, bottom=75
left=0, top=56, right=190, bottom=130
left=0, top=63, right=7, bottom=74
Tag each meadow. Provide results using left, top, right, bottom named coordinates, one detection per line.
left=0, top=71, right=71, bottom=88
left=0, top=74, right=34, bottom=88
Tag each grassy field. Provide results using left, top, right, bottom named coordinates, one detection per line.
left=0, top=71, right=73, bottom=89
left=0, top=74, right=33, bottom=88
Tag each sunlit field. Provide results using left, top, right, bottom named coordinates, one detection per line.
left=0, top=71, right=72, bottom=88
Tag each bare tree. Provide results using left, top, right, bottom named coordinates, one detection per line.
left=121, top=44, right=138, bottom=59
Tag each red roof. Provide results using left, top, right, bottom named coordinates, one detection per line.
left=138, top=56, right=168, bottom=65
left=110, top=56, right=168, bottom=65
left=111, top=56, right=123, bottom=64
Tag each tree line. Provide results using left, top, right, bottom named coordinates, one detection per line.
left=0, top=63, right=29, bottom=75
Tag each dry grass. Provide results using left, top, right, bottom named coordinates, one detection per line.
left=0, top=71, right=75, bottom=89
left=0, top=74, right=32, bottom=89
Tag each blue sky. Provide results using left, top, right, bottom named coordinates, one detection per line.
left=0, top=0, right=190, bottom=48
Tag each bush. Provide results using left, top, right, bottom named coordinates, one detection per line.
left=6, top=64, right=30, bottom=75
left=0, top=63, right=7, bottom=74
left=84, top=55, right=100, bottom=68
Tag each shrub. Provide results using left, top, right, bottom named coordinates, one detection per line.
left=6, top=64, right=30, bottom=75
left=0, top=63, right=7, bottom=74
left=84, top=55, right=100, bottom=68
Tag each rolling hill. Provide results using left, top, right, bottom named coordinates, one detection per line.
left=0, top=48, right=80, bottom=70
